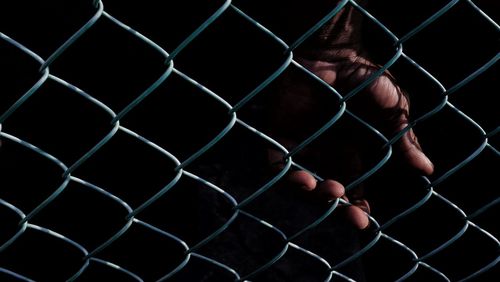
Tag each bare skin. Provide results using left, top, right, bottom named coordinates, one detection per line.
left=268, top=3, right=434, bottom=230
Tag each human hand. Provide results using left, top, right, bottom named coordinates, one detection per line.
left=267, top=54, right=434, bottom=230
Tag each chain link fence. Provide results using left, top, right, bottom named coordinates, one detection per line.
left=0, top=0, right=498, bottom=281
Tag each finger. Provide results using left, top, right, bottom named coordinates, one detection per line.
left=397, top=127, right=434, bottom=176
left=287, top=171, right=369, bottom=229
left=369, top=75, right=434, bottom=176
left=287, top=172, right=346, bottom=202
left=315, top=179, right=345, bottom=201
left=352, top=198, right=370, bottom=214
left=342, top=63, right=435, bottom=176
left=286, top=170, right=318, bottom=191
left=343, top=199, right=370, bottom=230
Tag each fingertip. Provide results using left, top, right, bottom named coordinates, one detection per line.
left=317, top=179, right=345, bottom=200
left=399, top=130, right=434, bottom=176
left=287, top=170, right=317, bottom=191
left=344, top=205, right=370, bottom=230
left=404, top=147, right=434, bottom=176
left=422, top=156, right=434, bottom=176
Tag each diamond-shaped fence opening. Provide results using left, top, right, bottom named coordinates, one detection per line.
left=0, top=0, right=498, bottom=281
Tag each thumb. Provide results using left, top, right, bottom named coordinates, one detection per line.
left=396, top=126, right=434, bottom=176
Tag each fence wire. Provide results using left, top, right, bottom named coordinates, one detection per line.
left=0, top=0, right=498, bottom=281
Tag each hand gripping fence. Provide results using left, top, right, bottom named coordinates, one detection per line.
left=0, top=0, right=498, bottom=281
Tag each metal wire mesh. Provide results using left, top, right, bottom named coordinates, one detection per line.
left=0, top=0, right=498, bottom=281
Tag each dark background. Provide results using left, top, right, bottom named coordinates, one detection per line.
left=0, top=0, right=498, bottom=281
